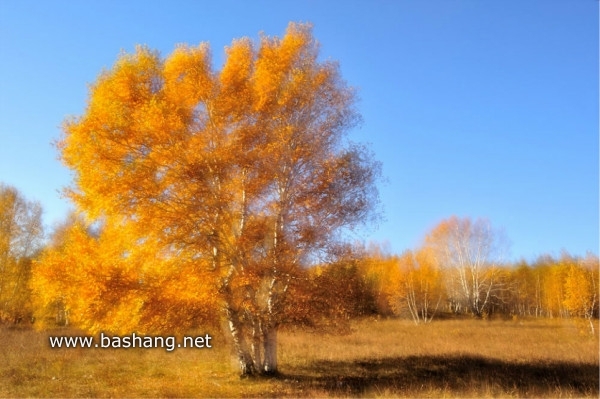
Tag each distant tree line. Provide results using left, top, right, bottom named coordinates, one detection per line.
left=1, top=184, right=597, bottom=336
left=283, top=216, right=599, bottom=335
left=351, top=242, right=598, bottom=328
left=331, top=218, right=598, bottom=336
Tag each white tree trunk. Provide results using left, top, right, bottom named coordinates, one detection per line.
left=227, top=314, right=254, bottom=377
left=223, top=292, right=255, bottom=377
left=262, top=327, right=278, bottom=375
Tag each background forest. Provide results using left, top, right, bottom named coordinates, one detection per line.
left=1, top=182, right=597, bottom=333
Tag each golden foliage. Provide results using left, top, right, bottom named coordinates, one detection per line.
left=563, top=256, right=598, bottom=322
left=46, top=22, right=379, bottom=375
left=0, top=184, right=44, bottom=323
left=31, top=215, right=220, bottom=334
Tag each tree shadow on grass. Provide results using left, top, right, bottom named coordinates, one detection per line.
left=280, top=355, right=599, bottom=397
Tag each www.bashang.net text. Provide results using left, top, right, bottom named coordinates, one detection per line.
left=49, top=333, right=212, bottom=352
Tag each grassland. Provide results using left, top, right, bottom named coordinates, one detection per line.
left=1, top=317, right=598, bottom=398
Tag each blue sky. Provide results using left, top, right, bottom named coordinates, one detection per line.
left=0, top=1, right=597, bottom=261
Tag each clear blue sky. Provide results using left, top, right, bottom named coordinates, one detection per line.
left=0, top=1, right=597, bottom=261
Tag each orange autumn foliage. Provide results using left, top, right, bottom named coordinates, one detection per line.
left=44, top=23, right=380, bottom=376
left=0, top=184, right=44, bottom=323
left=31, top=215, right=219, bottom=334
left=356, top=244, right=444, bottom=323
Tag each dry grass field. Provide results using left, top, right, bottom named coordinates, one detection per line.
left=1, top=317, right=598, bottom=398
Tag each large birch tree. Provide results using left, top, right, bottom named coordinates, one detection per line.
left=55, top=23, right=379, bottom=376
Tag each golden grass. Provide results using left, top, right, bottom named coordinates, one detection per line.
left=1, top=318, right=598, bottom=398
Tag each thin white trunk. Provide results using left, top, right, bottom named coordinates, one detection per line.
left=222, top=265, right=254, bottom=376
left=262, top=327, right=278, bottom=374
left=226, top=306, right=254, bottom=376
left=250, top=316, right=262, bottom=370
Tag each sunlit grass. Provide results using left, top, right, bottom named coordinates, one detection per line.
left=1, top=317, right=598, bottom=397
